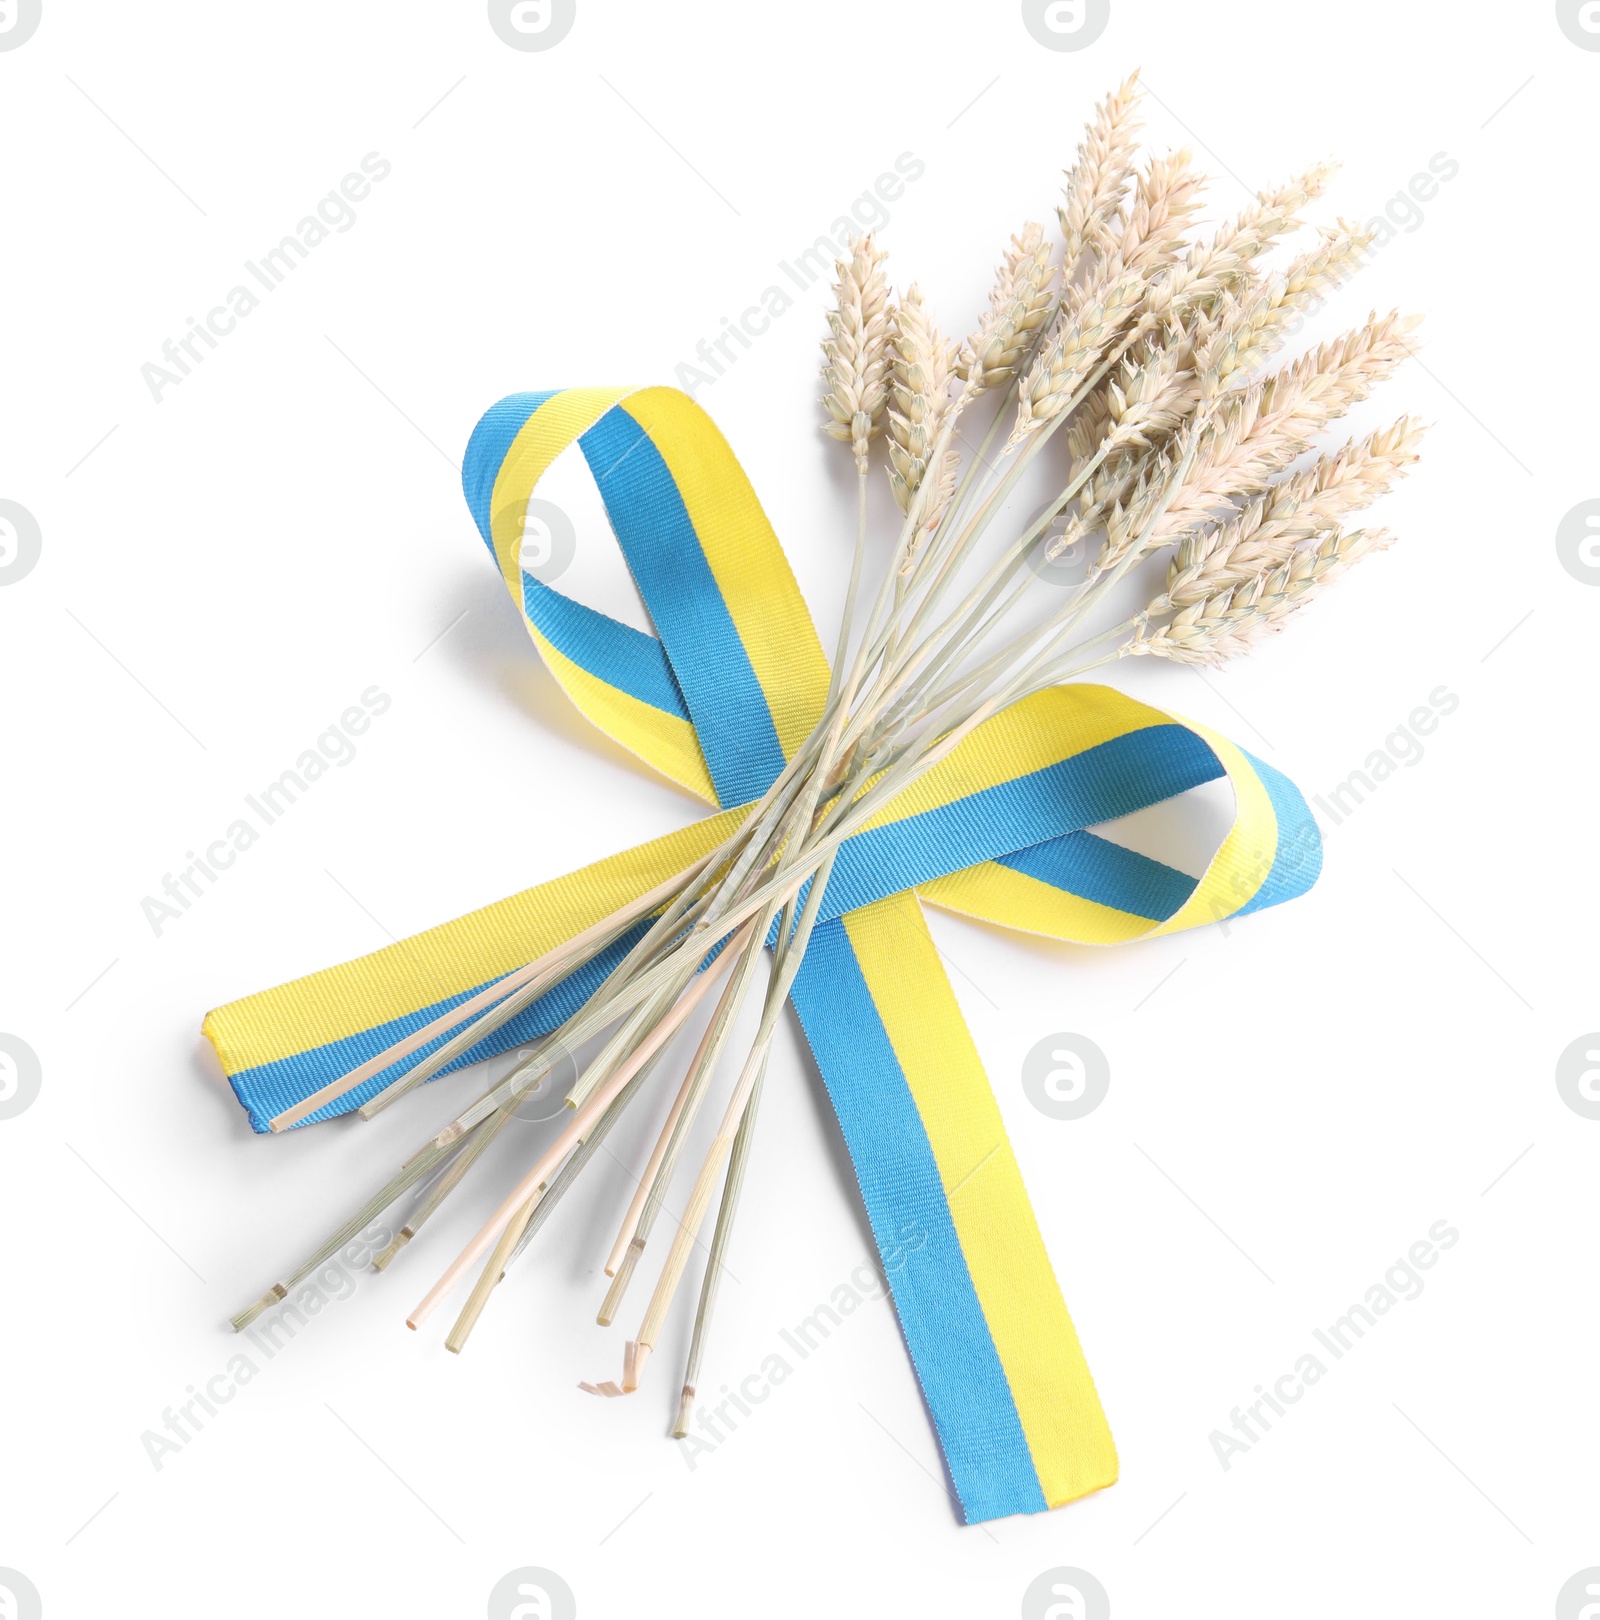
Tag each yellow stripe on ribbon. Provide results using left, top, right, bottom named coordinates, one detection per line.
left=204, top=383, right=1323, bottom=1525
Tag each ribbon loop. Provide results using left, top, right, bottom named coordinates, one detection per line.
left=205, top=387, right=1322, bottom=1523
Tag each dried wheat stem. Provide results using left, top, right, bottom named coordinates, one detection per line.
left=267, top=856, right=707, bottom=1130
left=600, top=903, right=774, bottom=1283
left=672, top=1053, right=766, bottom=1437
left=445, top=1188, right=541, bottom=1354
left=624, top=847, right=837, bottom=1385
left=405, top=926, right=753, bottom=1332
left=373, top=1104, right=516, bottom=1269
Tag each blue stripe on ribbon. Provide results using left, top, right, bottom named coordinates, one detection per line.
left=462, top=390, right=562, bottom=546
left=1232, top=750, right=1323, bottom=917
left=578, top=405, right=787, bottom=807
left=819, top=726, right=1223, bottom=919
left=788, top=918, right=1047, bottom=1522
left=998, top=828, right=1199, bottom=921
left=225, top=921, right=652, bottom=1132
left=229, top=729, right=1295, bottom=1133
left=521, top=575, right=690, bottom=719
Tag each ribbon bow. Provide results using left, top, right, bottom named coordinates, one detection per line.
left=204, top=385, right=1321, bottom=1524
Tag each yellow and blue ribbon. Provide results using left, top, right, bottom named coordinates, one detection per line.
left=203, top=386, right=1321, bottom=1523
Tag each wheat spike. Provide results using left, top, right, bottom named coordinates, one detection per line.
left=1128, top=526, right=1396, bottom=665
left=887, top=284, right=959, bottom=538
left=1126, top=309, right=1422, bottom=560
left=1160, top=416, right=1425, bottom=608
left=1012, top=266, right=1144, bottom=439
left=1194, top=220, right=1377, bottom=396
left=1145, top=163, right=1337, bottom=326
left=956, top=222, right=1057, bottom=391
left=1100, top=149, right=1207, bottom=283
left=1058, top=70, right=1144, bottom=279
left=820, top=234, right=892, bottom=470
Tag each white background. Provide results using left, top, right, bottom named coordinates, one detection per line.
left=1, top=2, right=1595, bottom=1616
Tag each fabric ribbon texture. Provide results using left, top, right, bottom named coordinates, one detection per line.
left=204, top=386, right=1321, bottom=1523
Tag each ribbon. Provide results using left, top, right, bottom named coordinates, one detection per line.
left=203, top=386, right=1321, bottom=1523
